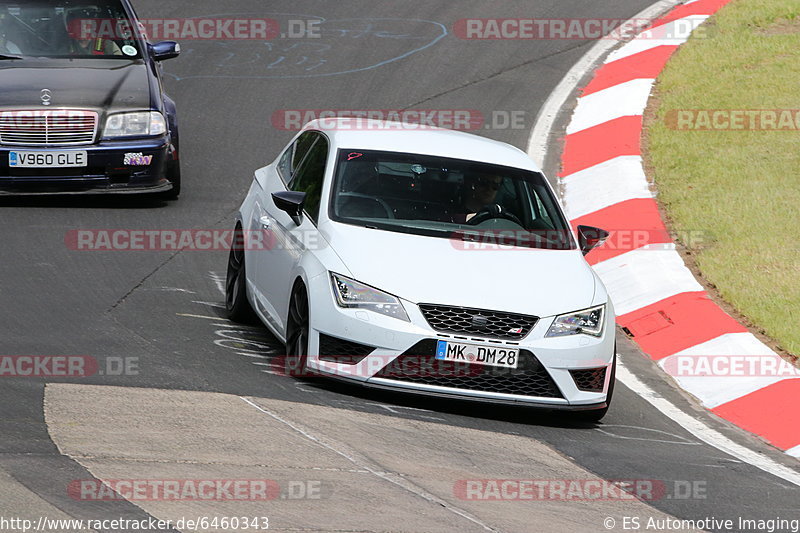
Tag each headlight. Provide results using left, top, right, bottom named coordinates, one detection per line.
left=330, top=273, right=410, bottom=322
left=546, top=305, right=605, bottom=338
left=104, top=111, right=167, bottom=138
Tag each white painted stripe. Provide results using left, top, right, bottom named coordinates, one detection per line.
left=787, top=445, right=800, bottom=458
left=176, top=312, right=231, bottom=321
left=209, top=271, right=226, bottom=295
left=565, top=79, right=655, bottom=135
left=605, top=15, right=710, bottom=63
left=616, top=361, right=800, bottom=486
left=592, top=245, right=703, bottom=316
left=561, top=156, right=652, bottom=219
left=658, top=333, right=794, bottom=408
left=526, top=0, right=685, bottom=166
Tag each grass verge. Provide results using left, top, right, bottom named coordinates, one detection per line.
left=644, top=0, right=800, bottom=357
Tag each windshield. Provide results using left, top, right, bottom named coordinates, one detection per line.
left=329, top=149, right=576, bottom=250
left=0, top=0, right=142, bottom=59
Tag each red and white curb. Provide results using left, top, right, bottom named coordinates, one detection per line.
left=557, top=0, right=800, bottom=458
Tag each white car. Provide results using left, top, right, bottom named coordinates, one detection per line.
left=227, top=118, right=615, bottom=420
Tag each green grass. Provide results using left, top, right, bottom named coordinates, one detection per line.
left=644, top=0, right=800, bottom=356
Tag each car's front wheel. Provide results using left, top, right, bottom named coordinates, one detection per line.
left=286, top=281, right=310, bottom=376
left=164, top=159, right=181, bottom=199
left=225, top=226, right=257, bottom=323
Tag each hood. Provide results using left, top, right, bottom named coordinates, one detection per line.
left=0, top=59, right=151, bottom=111
left=322, top=222, right=598, bottom=318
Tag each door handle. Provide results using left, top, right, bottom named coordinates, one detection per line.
left=259, top=215, right=272, bottom=228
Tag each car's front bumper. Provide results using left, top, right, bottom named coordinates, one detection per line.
left=304, top=271, right=616, bottom=409
left=0, top=137, right=174, bottom=195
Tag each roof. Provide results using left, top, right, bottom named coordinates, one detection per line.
left=303, top=118, right=541, bottom=172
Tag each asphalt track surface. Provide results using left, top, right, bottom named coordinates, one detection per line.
left=0, top=1, right=798, bottom=532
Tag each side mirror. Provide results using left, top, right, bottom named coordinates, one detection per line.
left=577, top=225, right=609, bottom=256
left=150, top=41, right=180, bottom=61
left=272, top=191, right=306, bottom=226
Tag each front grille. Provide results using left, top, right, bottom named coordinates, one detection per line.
left=0, top=109, right=98, bottom=146
left=570, top=367, right=607, bottom=392
left=373, top=340, right=563, bottom=398
left=418, top=304, right=538, bottom=340
left=318, top=333, right=375, bottom=364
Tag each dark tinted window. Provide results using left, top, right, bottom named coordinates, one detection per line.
left=292, top=132, right=317, bottom=172
left=289, top=135, right=328, bottom=223
left=277, top=131, right=318, bottom=183
left=0, top=0, right=143, bottom=58
left=329, top=149, right=574, bottom=250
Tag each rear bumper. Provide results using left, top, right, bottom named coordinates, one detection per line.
left=0, top=181, right=173, bottom=196
left=0, top=137, right=174, bottom=194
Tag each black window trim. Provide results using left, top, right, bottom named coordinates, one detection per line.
left=276, top=144, right=294, bottom=184
left=277, top=130, right=330, bottom=186
left=282, top=130, right=330, bottom=226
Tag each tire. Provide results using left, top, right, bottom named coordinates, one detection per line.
left=162, top=159, right=181, bottom=200
left=162, top=117, right=181, bottom=200
left=285, top=282, right=310, bottom=377
left=573, top=348, right=616, bottom=423
left=225, top=226, right=257, bottom=323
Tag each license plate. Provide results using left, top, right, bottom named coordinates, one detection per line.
left=435, top=340, right=519, bottom=369
left=9, top=151, right=88, bottom=168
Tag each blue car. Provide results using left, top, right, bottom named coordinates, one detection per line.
left=0, top=0, right=181, bottom=197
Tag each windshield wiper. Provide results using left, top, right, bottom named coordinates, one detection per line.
left=0, top=54, right=23, bottom=60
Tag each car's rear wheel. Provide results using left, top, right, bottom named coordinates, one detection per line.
left=286, top=282, right=310, bottom=376
left=574, top=348, right=616, bottom=423
left=225, top=226, right=257, bottom=323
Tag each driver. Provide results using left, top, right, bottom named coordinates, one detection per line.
left=455, top=173, right=503, bottom=223
left=66, top=8, right=122, bottom=56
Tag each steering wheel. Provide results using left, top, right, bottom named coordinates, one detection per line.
left=467, top=204, right=524, bottom=226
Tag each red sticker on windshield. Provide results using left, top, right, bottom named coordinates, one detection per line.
left=347, top=152, right=363, bottom=161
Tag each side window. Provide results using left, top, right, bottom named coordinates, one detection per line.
left=531, top=187, right=556, bottom=229
left=277, top=146, right=293, bottom=180
left=277, top=131, right=316, bottom=182
left=292, top=132, right=317, bottom=172
left=289, top=135, right=329, bottom=223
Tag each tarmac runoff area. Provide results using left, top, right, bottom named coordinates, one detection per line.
left=37, top=383, right=700, bottom=533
